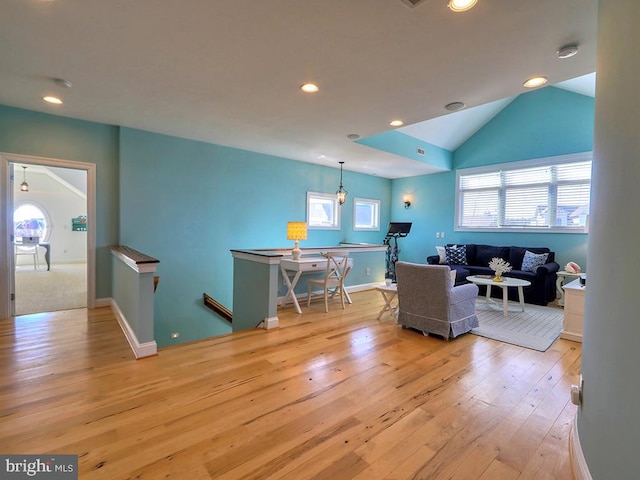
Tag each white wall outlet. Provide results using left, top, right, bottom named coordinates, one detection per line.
left=366, top=268, right=371, bottom=275
left=436, top=232, right=441, bottom=238
left=171, top=332, right=179, bottom=339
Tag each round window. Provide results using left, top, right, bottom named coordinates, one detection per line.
left=14, top=203, right=51, bottom=242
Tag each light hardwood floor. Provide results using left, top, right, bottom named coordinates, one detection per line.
left=0, top=290, right=581, bottom=479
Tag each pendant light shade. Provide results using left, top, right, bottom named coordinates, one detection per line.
left=336, top=161, right=348, bottom=206
left=20, top=166, right=29, bottom=192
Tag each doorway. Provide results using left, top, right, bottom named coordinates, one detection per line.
left=0, top=153, right=96, bottom=319
left=13, top=163, right=88, bottom=315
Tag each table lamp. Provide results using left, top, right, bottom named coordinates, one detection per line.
left=287, top=221, right=307, bottom=260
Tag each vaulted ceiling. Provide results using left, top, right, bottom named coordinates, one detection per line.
left=0, top=0, right=598, bottom=178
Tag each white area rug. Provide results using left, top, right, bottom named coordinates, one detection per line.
left=14, top=263, right=87, bottom=315
left=471, top=299, right=563, bottom=351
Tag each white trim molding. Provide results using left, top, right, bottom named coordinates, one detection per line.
left=570, top=414, right=593, bottom=480
left=278, top=282, right=384, bottom=306
left=0, top=152, right=97, bottom=318
left=263, top=316, right=279, bottom=330
left=111, top=298, right=157, bottom=359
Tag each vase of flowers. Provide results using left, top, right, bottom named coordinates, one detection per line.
left=488, top=257, right=512, bottom=282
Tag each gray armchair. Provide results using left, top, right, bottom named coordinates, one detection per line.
left=395, top=262, right=479, bottom=339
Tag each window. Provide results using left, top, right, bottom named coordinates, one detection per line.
left=353, top=198, right=380, bottom=231
left=456, top=152, right=591, bottom=232
left=307, top=192, right=340, bottom=230
left=14, top=202, right=51, bottom=241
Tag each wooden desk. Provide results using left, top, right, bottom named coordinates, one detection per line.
left=280, top=256, right=353, bottom=314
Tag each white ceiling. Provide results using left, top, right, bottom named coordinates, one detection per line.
left=0, top=0, right=598, bottom=179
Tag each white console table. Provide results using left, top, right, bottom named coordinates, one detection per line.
left=561, top=279, right=585, bottom=342
left=556, top=270, right=583, bottom=306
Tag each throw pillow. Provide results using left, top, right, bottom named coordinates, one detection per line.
left=445, top=245, right=467, bottom=265
left=521, top=250, right=549, bottom=272
left=435, top=246, right=447, bottom=265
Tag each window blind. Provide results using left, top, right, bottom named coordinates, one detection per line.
left=456, top=156, right=591, bottom=232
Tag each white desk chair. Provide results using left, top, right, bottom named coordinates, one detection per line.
left=307, top=252, right=350, bottom=313
left=15, top=243, right=39, bottom=270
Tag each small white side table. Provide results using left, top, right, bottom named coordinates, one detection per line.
left=556, top=271, right=583, bottom=306
left=376, top=284, right=398, bottom=320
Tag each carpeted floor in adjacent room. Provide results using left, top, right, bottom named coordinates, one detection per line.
left=14, top=263, right=87, bottom=315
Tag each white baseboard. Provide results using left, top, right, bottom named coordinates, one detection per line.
left=263, top=316, right=279, bottom=330
left=110, top=298, right=157, bottom=359
left=570, top=413, right=592, bottom=480
left=560, top=330, right=583, bottom=343
left=347, top=282, right=385, bottom=293
left=94, top=297, right=111, bottom=308
left=278, top=282, right=383, bottom=306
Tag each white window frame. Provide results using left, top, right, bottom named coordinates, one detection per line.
left=455, top=152, right=592, bottom=233
left=307, top=191, right=340, bottom=230
left=353, top=197, right=380, bottom=231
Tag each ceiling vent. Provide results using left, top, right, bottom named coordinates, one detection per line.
left=400, top=0, right=429, bottom=8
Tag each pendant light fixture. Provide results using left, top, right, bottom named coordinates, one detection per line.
left=20, top=166, right=29, bottom=192
left=336, top=161, right=348, bottom=206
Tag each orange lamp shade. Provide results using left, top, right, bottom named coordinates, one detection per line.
left=287, top=222, right=308, bottom=241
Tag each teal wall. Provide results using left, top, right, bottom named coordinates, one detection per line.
left=0, top=105, right=119, bottom=299
left=390, top=87, right=594, bottom=271
left=0, top=85, right=594, bottom=347
left=118, top=127, right=391, bottom=346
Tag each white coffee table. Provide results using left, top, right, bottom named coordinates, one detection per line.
left=467, top=275, right=532, bottom=317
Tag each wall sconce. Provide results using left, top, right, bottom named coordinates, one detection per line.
left=336, top=161, right=348, bottom=206
left=403, top=195, right=412, bottom=209
left=287, top=221, right=307, bottom=260
left=20, top=166, right=29, bottom=192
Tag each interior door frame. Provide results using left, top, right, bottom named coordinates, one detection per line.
left=0, top=152, right=97, bottom=318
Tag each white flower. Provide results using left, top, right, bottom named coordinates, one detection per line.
left=488, top=257, right=512, bottom=275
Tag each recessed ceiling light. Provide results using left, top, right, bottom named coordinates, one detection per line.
left=42, top=96, right=63, bottom=104
left=447, top=0, right=478, bottom=12
left=557, top=44, right=579, bottom=59
left=523, top=76, right=548, bottom=88
left=347, top=133, right=360, bottom=140
left=389, top=120, right=404, bottom=127
left=445, top=101, right=466, bottom=111
left=300, top=83, right=319, bottom=93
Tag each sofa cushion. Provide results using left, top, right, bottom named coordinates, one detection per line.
left=521, top=250, right=549, bottom=272
left=506, top=270, right=537, bottom=282
left=509, top=246, right=551, bottom=270
left=475, top=245, right=510, bottom=268
left=445, top=245, right=467, bottom=265
left=435, top=246, right=447, bottom=264
left=467, top=266, right=494, bottom=276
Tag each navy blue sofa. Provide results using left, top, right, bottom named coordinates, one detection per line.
left=427, top=244, right=560, bottom=306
